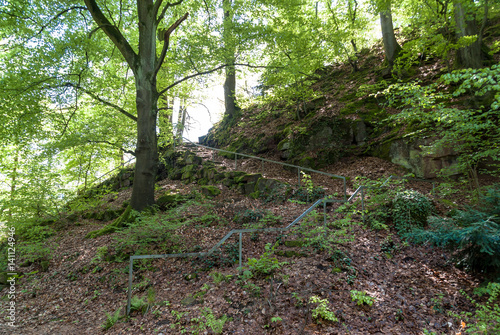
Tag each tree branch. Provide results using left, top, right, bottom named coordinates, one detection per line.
left=37, top=6, right=87, bottom=35
left=234, top=63, right=284, bottom=70
left=153, top=0, right=164, bottom=18
left=66, top=83, right=137, bottom=122
left=158, top=62, right=282, bottom=97
left=83, top=0, right=138, bottom=71
left=158, top=64, right=226, bottom=97
left=156, top=0, right=184, bottom=24
left=88, top=140, right=136, bottom=156
left=154, top=12, right=189, bottom=77
left=88, top=23, right=115, bottom=38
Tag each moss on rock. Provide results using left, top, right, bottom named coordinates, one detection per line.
left=85, top=205, right=136, bottom=239
left=200, top=185, right=221, bottom=197
left=156, top=191, right=187, bottom=210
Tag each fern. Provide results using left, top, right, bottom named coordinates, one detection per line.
left=407, top=184, right=500, bottom=273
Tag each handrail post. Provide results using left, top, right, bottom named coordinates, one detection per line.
left=126, top=257, right=134, bottom=316
left=323, top=199, right=326, bottom=225
left=361, top=187, right=365, bottom=224
left=239, top=233, right=242, bottom=274
left=343, top=178, right=347, bottom=201
left=298, top=168, right=301, bottom=187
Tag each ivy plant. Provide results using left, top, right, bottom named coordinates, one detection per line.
left=392, top=190, right=432, bottom=235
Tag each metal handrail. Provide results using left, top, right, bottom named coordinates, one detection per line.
left=86, top=157, right=136, bottom=189
left=180, top=137, right=347, bottom=200
left=343, top=175, right=436, bottom=224
left=125, top=156, right=437, bottom=315
left=126, top=197, right=328, bottom=315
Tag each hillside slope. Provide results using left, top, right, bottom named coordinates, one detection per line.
left=0, top=147, right=482, bottom=335
left=202, top=18, right=500, bottom=180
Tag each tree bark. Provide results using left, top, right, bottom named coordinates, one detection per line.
left=380, top=7, right=401, bottom=66
left=175, top=99, right=187, bottom=144
left=158, top=96, right=173, bottom=147
left=130, top=1, right=159, bottom=211
left=224, top=68, right=237, bottom=118
left=454, top=0, right=482, bottom=69
left=223, top=0, right=238, bottom=120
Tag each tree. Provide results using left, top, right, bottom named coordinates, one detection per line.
left=258, top=1, right=325, bottom=100
left=2, top=0, right=236, bottom=216
left=175, top=99, right=188, bottom=143
left=323, top=0, right=373, bottom=72
left=82, top=0, right=189, bottom=211
left=379, top=1, right=401, bottom=66
left=222, top=0, right=239, bottom=120
left=453, top=0, right=485, bottom=69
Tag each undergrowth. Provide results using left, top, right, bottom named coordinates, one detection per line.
left=408, top=184, right=500, bottom=274
left=450, top=282, right=500, bottom=334
left=392, top=190, right=432, bottom=234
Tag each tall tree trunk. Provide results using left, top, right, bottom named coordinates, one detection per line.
left=223, top=0, right=238, bottom=120
left=349, top=39, right=359, bottom=72
left=454, top=0, right=482, bottom=69
left=130, top=2, right=159, bottom=211
left=224, top=67, right=237, bottom=118
left=380, top=6, right=401, bottom=67
left=176, top=99, right=187, bottom=144
left=158, top=96, right=173, bottom=147
left=84, top=152, right=92, bottom=190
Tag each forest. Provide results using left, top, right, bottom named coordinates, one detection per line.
left=1, top=0, right=500, bottom=334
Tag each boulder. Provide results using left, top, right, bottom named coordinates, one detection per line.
left=389, top=137, right=459, bottom=178
left=200, top=185, right=221, bottom=197
left=234, top=173, right=262, bottom=184
left=156, top=191, right=187, bottom=210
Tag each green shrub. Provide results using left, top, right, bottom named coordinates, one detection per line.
left=101, top=308, right=122, bottom=330
left=246, top=242, right=287, bottom=276
left=235, top=208, right=266, bottom=224
left=350, top=290, right=376, bottom=306
left=13, top=221, right=55, bottom=243
left=194, top=242, right=239, bottom=270
left=113, top=212, right=185, bottom=256
left=17, top=241, right=55, bottom=265
left=201, top=307, right=229, bottom=334
left=451, top=282, right=500, bottom=334
left=310, top=295, right=338, bottom=322
left=210, top=271, right=233, bottom=284
left=392, top=190, right=432, bottom=234
left=261, top=183, right=291, bottom=204
left=258, top=212, right=282, bottom=227
left=408, top=184, right=500, bottom=273
left=291, top=186, right=326, bottom=203
left=129, top=295, right=148, bottom=315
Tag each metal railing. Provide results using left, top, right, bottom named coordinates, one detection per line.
left=125, top=172, right=436, bottom=315
left=179, top=137, right=347, bottom=200
left=85, top=157, right=136, bottom=190
left=342, top=175, right=435, bottom=224
left=126, top=197, right=330, bottom=315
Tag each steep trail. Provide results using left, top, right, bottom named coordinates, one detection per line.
left=174, top=140, right=435, bottom=198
